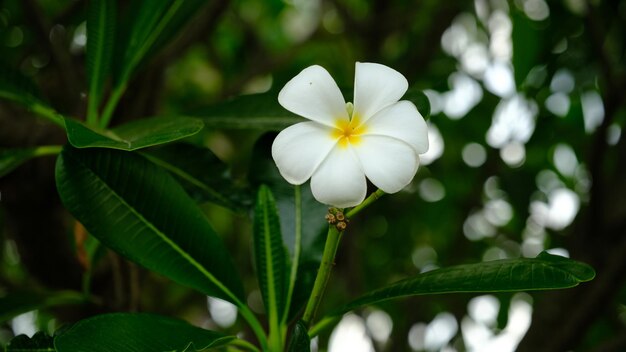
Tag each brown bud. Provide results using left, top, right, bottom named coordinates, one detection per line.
left=325, top=213, right=337, bottom=224
left=336, top=221, right=347, bottom=231
left=335, top=212, right=345, bottom=221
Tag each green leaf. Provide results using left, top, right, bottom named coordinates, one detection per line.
left=54, top=313, right=234, bottom=352
left=0, top=290, right=86, bottom=323
left=512, top=9, right=546, bottom=87
left=403, top=88, right=431, bottom=119
left=249, top=134, right=328, bottom=318
left=191, top=92, right=305, bottom=130
left=0, top=146, right=62, bottom=178
left=55, top=146, right=244, bottom=303
left=193, top=88, right=429, bottom=130
left=253, top=186, right=288, bottom=329
left=287, top=320, right=311, bottom=352
left=114, top=0, right=207, bottom=86
left=1, top=148, right=37, bottom=178
left=141, top=143, right=253, bottom=212
left=0, top=62, right=64, bottom=127
left=86, top=0, right=116, bottom=124
left=328, top=252, right=595, bottom=316
left=6, top=331, right=55, bottom=352
left=65, top=116, right=204, bottom=151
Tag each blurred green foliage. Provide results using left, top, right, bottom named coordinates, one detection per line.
left=0, top=0, right=625, bottom=351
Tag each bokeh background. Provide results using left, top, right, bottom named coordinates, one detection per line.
left=1, top=0, right=626, bottom=351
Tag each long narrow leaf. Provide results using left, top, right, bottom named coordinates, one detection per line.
left=328, top=252, right=594, bottom=316
left=86, top=0, right=116, bottom=124
left=54, top=313, right=234, bottom=352
left=55, top=146, right=244, bottom=303
left=65, top=116, right=203, bottom=151
left=253, top=186, right=288, bottom=324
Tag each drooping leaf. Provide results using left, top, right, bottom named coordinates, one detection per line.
left=64, top=116, right=204, bottom=151
left=325, top=252, right=595, bottom=317
left=253, top=185, right=288, bottom=324
left=6, top=331, right=55, bottom=352
left=287, top=320, right=311, bottom=352
left=86, top=0, right=116, bottom=123
left=54, top=313, right=234, bottom=352
left=0, top=290, right=86, bottom=323
left=55, top=146, right=244, bottom=303
left=141, top=143, right=253, bottom=212
left=191, top=92, right=305, bottom=130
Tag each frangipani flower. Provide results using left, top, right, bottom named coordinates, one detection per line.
left=272, top=62, right=429, bottom=208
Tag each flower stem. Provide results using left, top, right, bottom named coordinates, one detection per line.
left=302, top=225, right=343, bottom=325
left=346, top=189, right=385, bottom=219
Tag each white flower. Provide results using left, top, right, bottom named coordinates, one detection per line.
left=272, top=62, right=429, bottom=208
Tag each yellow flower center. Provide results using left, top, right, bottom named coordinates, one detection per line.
left=332, top=114, right=366, bottom=148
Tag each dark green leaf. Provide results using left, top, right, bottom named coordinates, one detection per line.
left=403, top=88, right=431, bottom=119
left=0, top=62, right=64, bottom=127
left=249, top=134, right=328, bottom=319
left=253, top=185, right=288, bottom=322
left=65, top=116, right=204, bottom=151
left=55, top=146, right=244, bottom=303
left=328, top=252, right=595, bottom=316
left=0, top=290, right=86, bottom=323
left=54, top=313, right=233, bottom=352
left=6, top=331, right=55, bottom=352
left=191, top=92, right=305, bottom=130
left=512, top=9, right=547, bottom=87
left=114, top=0, right=208, bottom=86
left=1, top=148, right=36, bottom=178
left=86, top=0, right=116, bottom=123
left=287, top=320, right=311, bottom=352
left=141, top=143, right=253, bottom=212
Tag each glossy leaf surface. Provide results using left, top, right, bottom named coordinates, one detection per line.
left=55, top=146, right=244, bottom=303
left=253, top=186, right=288, bottom=322
left=328, top=252, right=595, bottom=316
left=65, top=116, right=203, bottom=151
left=54, top=313, right=233, bottom=352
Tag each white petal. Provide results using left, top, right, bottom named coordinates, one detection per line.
left=354, top=135, right=419, bottom=193
left=272, top=122, right=338, bottom=185
left=310, top=146, right=367, bottom=208
left=363, top=100, right=429, bottom=154
left=353, top=62, right=408, bottom=123
left=278, top=65, right=348, bottom=127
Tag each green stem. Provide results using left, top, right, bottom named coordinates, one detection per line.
left=282, top=185, right=302, bottom=325
left=229, top=338, right=261, bottom=352
left=302, top=226, right=343, bottom=325
left=31, top=103, right=66, bottom=128
left=99, top=83, right=126, bottom=128
left=32, top=145, right=63, bottom=156
left=308, top=316, right=340, bottom=338
left=236, top=304, right=268, bottom=352
left=346, top=189, right=385, bottom=218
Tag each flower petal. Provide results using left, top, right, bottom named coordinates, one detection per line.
left=353, top=62, right=408, bottom=123
left=272, top=122, right=338, bottom=185
left=278, top=65, right=348, bottom=127
left=353, top=135, right=419, bottom=193
left=310, top=146, right=367, bottom=208
left=363, top=100, right=429, bottom=154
